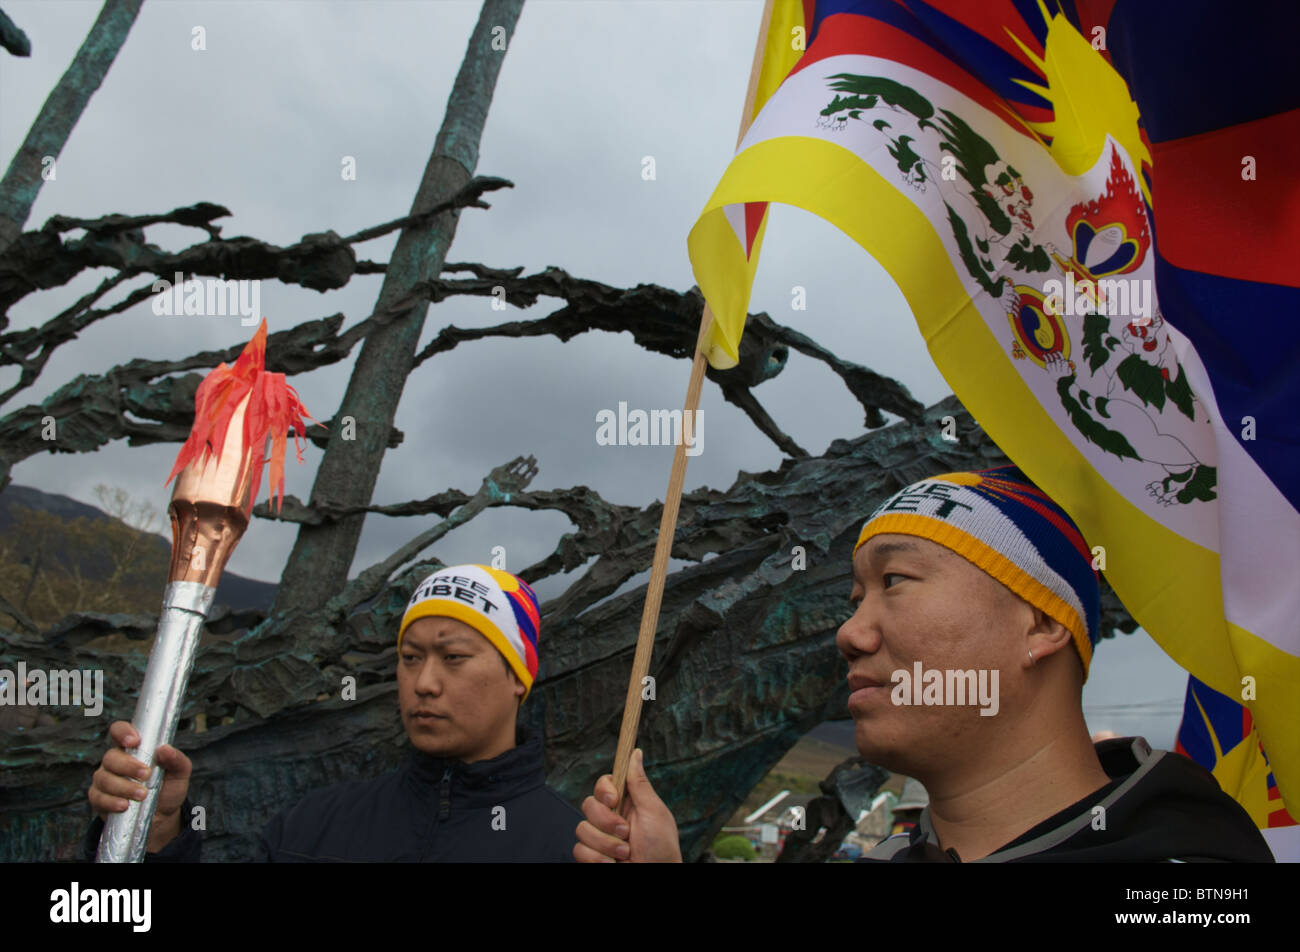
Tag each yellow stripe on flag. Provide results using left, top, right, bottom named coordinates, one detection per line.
left=749, top=1, right=808, bottom=126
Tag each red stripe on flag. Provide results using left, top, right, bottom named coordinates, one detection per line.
left=1269, top=805, right=1298, bottom=828
left=787, top=12, right=1050, bottom=137
left=1267, top=778, right=1297, bottom=826
left=1150, top=109, right=1300, bottom=288
left=744, top=201, right=767, bottom=259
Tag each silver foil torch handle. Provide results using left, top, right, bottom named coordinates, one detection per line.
left=96, top=581, right=215, bottom=863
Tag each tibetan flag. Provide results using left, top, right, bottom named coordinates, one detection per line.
left=1177, top=675, right=1298, bottom=860
left=687, top=0, right=1300, bottom=825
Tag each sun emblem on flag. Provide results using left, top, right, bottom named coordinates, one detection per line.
left=1005, top=4, right=1152, bottom=204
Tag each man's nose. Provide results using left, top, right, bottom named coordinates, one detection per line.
left=415, top=660, right=444, bottom=694
left=836, top=603, right=881, bottom=661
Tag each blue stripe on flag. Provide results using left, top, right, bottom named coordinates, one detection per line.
left=904, top=1, right=1051, bottom=107
left=811, top=0, right=923, bottom=44
left=1007, top=0, right=1049, bottom=45
left=1105, top=0, right=1300, bottom=142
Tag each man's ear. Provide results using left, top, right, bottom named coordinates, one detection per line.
left=502, top=654, right=526, bottom=700
left=1025, top=606, right=1075, bottom=664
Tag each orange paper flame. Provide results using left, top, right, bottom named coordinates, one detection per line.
left=165, top=319, right=319, bottom=514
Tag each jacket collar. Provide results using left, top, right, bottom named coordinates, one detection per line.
left=903, top=736, right=1158, bottom=862
left=404, top=724, right=547, bottom=804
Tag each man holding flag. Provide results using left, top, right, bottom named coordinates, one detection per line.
left=575, top=466, right=1274, bottom=862
left=592, top=0, right=1295, bottom=856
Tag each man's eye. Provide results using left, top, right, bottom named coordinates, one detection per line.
left=444, top=654, right=466, bottom=661
left=401, top=654, right=418, bottom=663
left=883, top=573, right=908, bottom=589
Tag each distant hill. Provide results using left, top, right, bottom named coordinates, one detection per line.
left=0, top=484, right=277, bottom=614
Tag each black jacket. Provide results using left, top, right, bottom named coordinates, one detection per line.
left=861, top=736, right=1275, bottom=862
left=84, top=728, right=582, bottom=862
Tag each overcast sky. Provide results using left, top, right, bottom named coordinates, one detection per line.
left=0, top=0, right=1185, bottom=747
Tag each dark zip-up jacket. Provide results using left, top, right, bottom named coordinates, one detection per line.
left=861, top=736, right=1275, bottom=862
left=83, top=728, right=581, bottom=862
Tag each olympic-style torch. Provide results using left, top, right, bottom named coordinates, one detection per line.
left=96, top=319, right=317, bottom=863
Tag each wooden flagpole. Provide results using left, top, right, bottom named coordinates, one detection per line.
left=610, top=0, right=778, bottom=805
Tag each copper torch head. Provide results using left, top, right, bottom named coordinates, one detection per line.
left=167, top=394, right=256, bottom=587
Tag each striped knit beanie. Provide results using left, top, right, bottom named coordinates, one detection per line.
left=398, top=564, right=542, bottom=701
left=854, top=466, right=1101, bottom=679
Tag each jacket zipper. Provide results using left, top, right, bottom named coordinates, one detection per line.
left=438, top=767, right=452, bottom=820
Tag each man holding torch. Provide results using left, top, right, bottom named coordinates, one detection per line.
left=86, top=562, right=581, bottom=862
left=85, top=321, right=578, bottom=862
